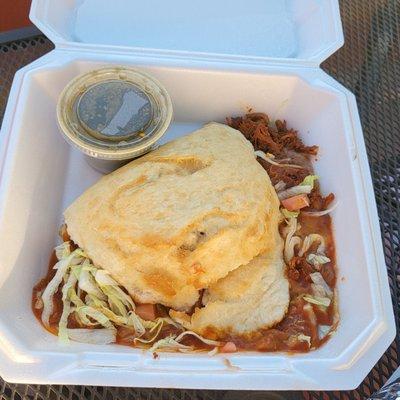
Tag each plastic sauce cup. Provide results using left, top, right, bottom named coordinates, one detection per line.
left=57, top=66, right=173, bottom=173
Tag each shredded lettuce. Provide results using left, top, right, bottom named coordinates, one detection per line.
left=300, top=175, right=318, bottom=188
left=96, top=305, right=128, bottom=325
left=94, top=270, right=135, bottom=310
left=70, top=290, right=95, bottom=326
left=71, top=265, right=83, bottom=280
left=41, top=242, right=196, bottom=349
left=175, top=331, right=221, bottom=346
left=109, top=297, right=129, bottom=317
left=298, top=234, right=325, bottom=257
left=135, top=319, right=164, bottom=344
left=85, top=293, right=108, bottom=309
left=148, top=336, right=192, bottom=353
left=283, top=216, right=298, bottom=239
left=303, top=295, right=331, bottom=307
left=147, top=318, right=164, bottom=334
left=277, top=175, right=319, bottom=201
left=311, top=283, right=326, bottom=298
left=74, top=248, right=88, bottom=258
left=281, top=208, right=300, bottom=219
left=76, top=306, right=114, bottom=329
left=310, top=272, right=333, bottom=298
left=274, top=180, right=286, bottom=192
left=208, top=347, right=219, bottom=356
left=297, top=334, right=311, bottom=346
left=318, top=325, right=331, bottom=339
left=67, top=328, right=116, bottom=345
left=138, top=316, right=181, bottom=336
left=81, top=259, right=98, bottom=273
left=277, top=185, right=312, bottom=200
left=254, top=150, right=303, bottom=169
left=126, top=312, right=146, bottom=337
left=303, top=303, right=317, bottom=326
left=102, top=287, right=127, bottom=316
left=83, top=294, right=134, bottom=326
left=58, top=272, right=78, bottom=344
left=285, top=236, right=301, bottom=264
left=148, top=331, right=219, bottom=353
left=41, top=249, right=82, bottom=326
left=307, top=253, right=331, bottom=266
left=93, top=269, right=118, bottom=286
left=55, top=242, right=71, bottom=261
left=157, top=316, right=182, bottom=329
left=302, top=198, right=339, bottom=217
left=283, top=217, right=301, bottom=263
left=78, top=266, right=106, bottom=300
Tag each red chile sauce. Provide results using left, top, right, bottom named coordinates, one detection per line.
left=32, top=214, right=337, bottom=353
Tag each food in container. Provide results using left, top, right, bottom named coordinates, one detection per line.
left=0, top=0, right=394, bottom=390
left=33, top=112, right=338, bottom=354
left=57, top=67, right=173, bottom=173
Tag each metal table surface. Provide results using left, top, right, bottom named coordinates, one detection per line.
left=0, top=1, right=399, bottom=399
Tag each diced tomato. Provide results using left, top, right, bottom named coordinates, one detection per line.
left=220, top=342, right=237, bottom=353
left=135, top=304, right=157, bottom=321
left=281, top=194, right=310, bottom=211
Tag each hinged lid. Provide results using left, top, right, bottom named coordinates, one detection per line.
left=30, top=0, right=343, bottom=66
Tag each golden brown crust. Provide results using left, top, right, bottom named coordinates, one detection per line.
left=170, top=238, right=289, bottom=337
left=64, top=123, right=281, bottom=310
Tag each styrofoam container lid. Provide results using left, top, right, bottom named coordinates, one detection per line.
left=30, top=0, right=343, bottom=65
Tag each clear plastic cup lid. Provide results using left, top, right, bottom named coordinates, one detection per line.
left=57, top=67, right=173, bottom=160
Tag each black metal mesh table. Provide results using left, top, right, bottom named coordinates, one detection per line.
left=0, top=1, right=399, bottom=399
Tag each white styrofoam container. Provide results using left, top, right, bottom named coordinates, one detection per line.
left=0, top=0, right=395, bottom=390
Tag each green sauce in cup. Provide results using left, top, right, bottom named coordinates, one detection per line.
left=57, top=67, right=173, bottom=173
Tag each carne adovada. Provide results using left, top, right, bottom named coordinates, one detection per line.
left=33, top=113, right=338, bottom=354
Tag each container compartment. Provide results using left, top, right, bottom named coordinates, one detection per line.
left=0, top=52, right=394, bottom=389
